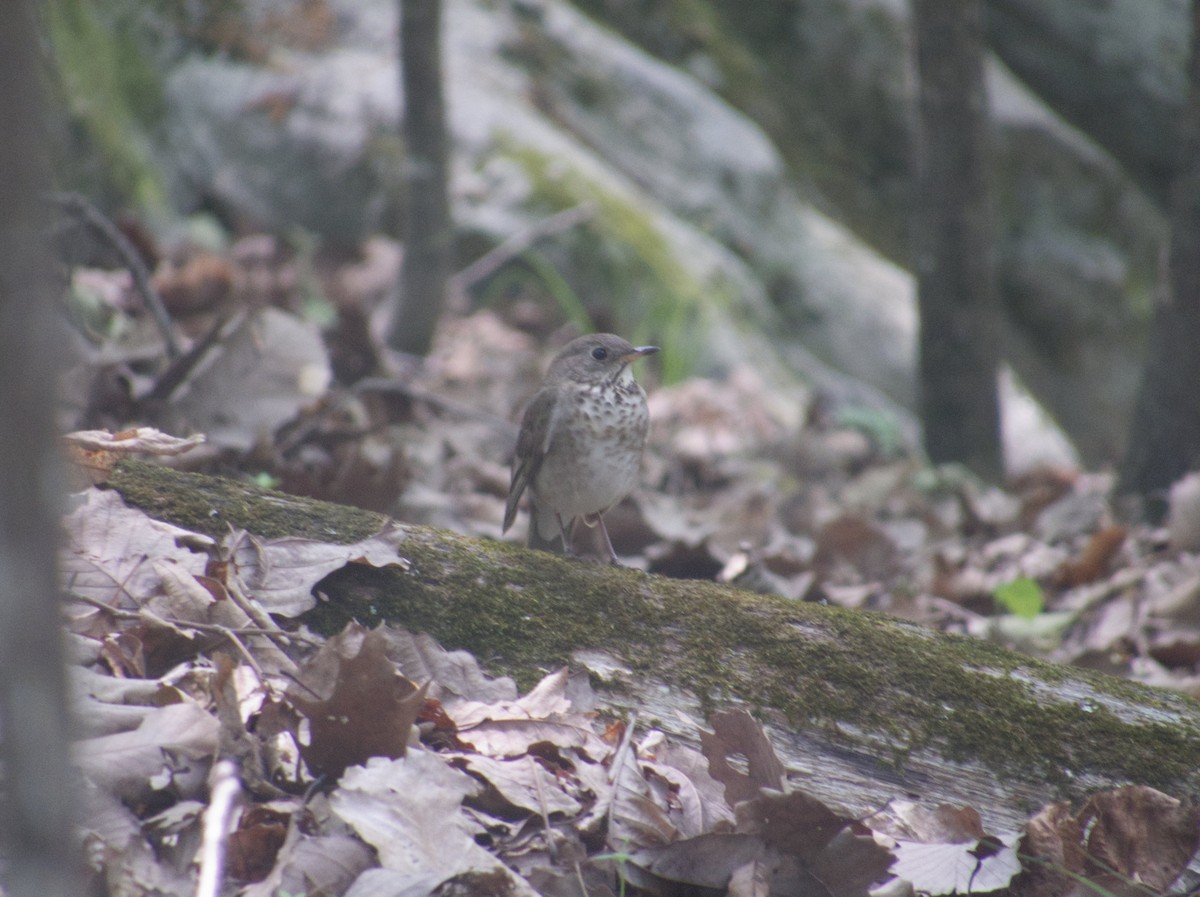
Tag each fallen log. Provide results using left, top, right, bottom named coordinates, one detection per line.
left=107, top=459, right=1200, bottom=830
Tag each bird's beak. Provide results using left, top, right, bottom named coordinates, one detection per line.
left=621, top=346, right=660, bottom=363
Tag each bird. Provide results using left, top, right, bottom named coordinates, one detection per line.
left=503, top=333, right=658, bottom=563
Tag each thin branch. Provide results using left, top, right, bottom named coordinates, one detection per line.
left=277, top=373, right=519, bottom=458
left=448, top=202, right=597, bottom=305
left=140, top=606, right=265, bottom=679
left=47, top=192, right=181, bottom=359
left=66, top=592, right=320, bottom=649
left=528, top=753, right=554, bottom=844
left=195, top=760, right=242, bottom=897
left=223, top=532, right=294, bottom=637
left=144, top=311, right=244, bottom=404
left=353, top=377, right=518, bottom=434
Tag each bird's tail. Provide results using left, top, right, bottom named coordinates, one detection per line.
left=527, top=496, right=569, bottom=554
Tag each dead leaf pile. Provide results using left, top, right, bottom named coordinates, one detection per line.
left=60, top=489, right=1200, bottom=895
left=53, top=219, right=1200, bottom=893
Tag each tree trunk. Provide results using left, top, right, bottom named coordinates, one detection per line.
left=913, top=0, right=1003, bottom=480
left=1117, top=0, right=1200, bottom=520
left=108, top=460, right=1200, bottom=832
left=387, top=0, right=452, bottom=356
left=0, top=4, right=79, bottom=896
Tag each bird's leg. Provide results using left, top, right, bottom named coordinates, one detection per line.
left=596, top=515, right=621, bottom=566
left=556, top=513, right=575, bottom=556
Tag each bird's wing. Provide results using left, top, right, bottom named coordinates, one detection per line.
left=503, top=386, right=560, bottom=532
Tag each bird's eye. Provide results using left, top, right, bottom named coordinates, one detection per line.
left=591, top=346, right=608, bottom=360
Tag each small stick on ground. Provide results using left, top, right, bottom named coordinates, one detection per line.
left=48, top=191, right=181, bottom=359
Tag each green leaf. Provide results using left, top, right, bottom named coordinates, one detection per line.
left=993, top=577, right=1044, bottom=620
left=252, top=471, right=280, bottom=490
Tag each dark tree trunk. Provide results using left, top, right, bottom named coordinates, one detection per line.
left=388, top=0, right=452, bottom=356
left=0, top=4, right=79, bottom=896
left=912, top=0, right=1003, bottom=480
left=1117, top=0, right=1200, bottom=520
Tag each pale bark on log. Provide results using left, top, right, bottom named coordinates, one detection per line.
left=108, top=460, right=1200, bottom=831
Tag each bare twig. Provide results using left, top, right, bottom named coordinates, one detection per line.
left=145, top=311, right=244, bottom=404
left=605, top=713, right=638, bottom=846
left=277, top=375, right=517, bottom=458
left=448, top=202, right=597, bottom=306
left=67, top=592, right=320, bottom=649
left=528, top=754, right=554, bottom=846
left=195, top=760, right=242, bottom=897
left=222, top=531, right=294, bottom=638
left=47, top=191, right=181, bottom=359
left=353, top=377, right=518, bottom=434
left=176, top=611, right=263, bottom=679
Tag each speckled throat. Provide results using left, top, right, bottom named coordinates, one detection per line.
left=529, top=371, right=650, bottom=526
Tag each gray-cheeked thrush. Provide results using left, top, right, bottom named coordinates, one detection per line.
left=503, top=334, right=658, bottom=563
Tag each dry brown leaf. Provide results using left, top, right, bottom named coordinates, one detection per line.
left=450, top=667, right=609, bottom=760
left=1017, top=787, right=1200, bottom=897
left=727, top=854, right=772, bottom=897
left=792, top=827, right=897, bottom=897
left=735, top=789, right=855, bottom=862
left=607, top=726, right=677, bottom=853
left=97, top=830, right=195, bottom=897
left=329, top=752, right=500, bottom=882
left=434, top=665, right=573, bottom=731
left=647, top=367, right=794, bottom=463
left=890, top=833, right=1021, bottom=895
left=76, top=701, right=219, bottom=803
left=1016, top=800, right=1087, bottom=897
left=814, top=513, right=898, bottom=583
left=239, top=833, right=374, bottom=897
left=1147, top=630, right=1200, bottom=670
left=700, top=709, right=786, bottom=807
left=643, top=735, right=736, bottom=835
left=289, top=624, right=427, bottom=778
left=227, top=805, right=291, bottom=883
left=73, top=694, right=157, bottom=738
left=1075, top=786, right=1200, bottom=893
left=381, top=626, right=519, bottom=705
left=632, top=832, right=763, bottom=891
left=527, top=857, right=620, bottom=897
left=143, top=800, right=205, bottom=878
left=641, top=759, right=716, bottom=839
left=455, top=717, right=611, bottom=761
left=83, top=785, right=198, bottom=895
left=161, top=307, right=330, bottom=452
left=228, top=524, right=410, bottom=617
left=62, top=490, right=209, bottom=610
left=865, top=801, right=985, bottom=843
left=448, top=753, right=582, bottom=818
left=65, top=427, right=207, bottom=457
left=80, top=782, right=145, bottom=862
left=733, top=789, right=894, bottom=896
left=1056, top=526, right=1127, bottom=587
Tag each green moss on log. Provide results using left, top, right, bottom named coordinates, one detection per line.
left=107, top=458, right=1200, bottom=799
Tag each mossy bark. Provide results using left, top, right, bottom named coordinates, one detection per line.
left=107, top=459, right=1200, bottom=829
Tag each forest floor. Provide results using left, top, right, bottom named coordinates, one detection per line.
left=60, top=228, right=1200, bottom=895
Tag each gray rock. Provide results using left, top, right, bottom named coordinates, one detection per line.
left=152, top=0, right=1125, bottom=472
left=986, top=0, right=1188, bottom=204
left=164, top=49, right=401, bottom=245
left=575, top=0, right=1166, bottom=464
